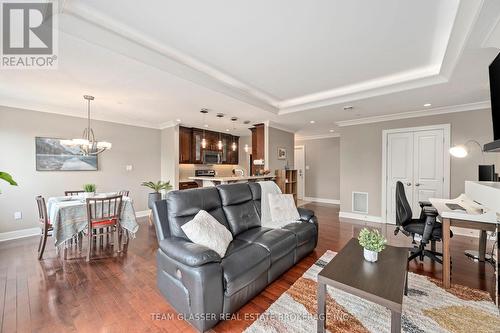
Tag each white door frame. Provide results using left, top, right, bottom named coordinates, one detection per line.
left=381, top=124, right=451, bottom=223
left=294, top=145, right=305, bottom=200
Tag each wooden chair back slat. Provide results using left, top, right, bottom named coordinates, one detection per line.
left=118, top=190, right=130, bottom=197
left=65, top=190, right=84, bottom=196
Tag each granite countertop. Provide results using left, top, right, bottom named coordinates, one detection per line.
left=188, top=175, right=275, bottom=182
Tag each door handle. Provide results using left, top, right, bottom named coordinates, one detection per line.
left=406, top=182, right=412, bottom=186
left=415, top=183, right=420, bottom=187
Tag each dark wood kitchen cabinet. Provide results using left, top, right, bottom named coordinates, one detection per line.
left=179, top=126, right=239, bottom=165
left=179, top=126, right=192, bottom=163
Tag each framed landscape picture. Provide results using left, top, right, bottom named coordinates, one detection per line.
left=35, top=137, right=98, bottom=171
left=277, top=147, right=287, bottom=160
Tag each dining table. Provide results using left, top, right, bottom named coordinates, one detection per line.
left=47, top=193, right=139, bottom=248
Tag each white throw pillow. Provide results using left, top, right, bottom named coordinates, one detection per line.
left=268, top=193, right=300, bottom=228
left=181, top=210, right=233, bottom=258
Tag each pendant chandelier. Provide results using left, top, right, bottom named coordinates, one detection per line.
left=61, top=95, right=112, bottom=155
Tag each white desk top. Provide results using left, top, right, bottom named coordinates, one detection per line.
left=429, top=195, right=499, bottom=224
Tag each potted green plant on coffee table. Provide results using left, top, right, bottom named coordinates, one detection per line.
left=141, top=181, right=173, bottom=209
left=358, top=228, right=387, bottom=262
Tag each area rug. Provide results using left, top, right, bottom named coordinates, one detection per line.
left=244, top=250, right=500, bottom=333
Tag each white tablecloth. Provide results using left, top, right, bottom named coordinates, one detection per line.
left=47, top=194, right=139, bottom=247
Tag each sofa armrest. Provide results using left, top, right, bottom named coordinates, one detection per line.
left=297, top=207, right=315, bottom=222
left=159, top=237, right=221, bottom=267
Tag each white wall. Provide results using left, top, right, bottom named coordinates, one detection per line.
left=267, top=126, right=295, bottom=173
left=0, top=106, right=161, bottom=233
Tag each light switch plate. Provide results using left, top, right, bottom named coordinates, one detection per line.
left=14, top=211, right=22, bottom=220
left=305, top=165, right=310, bottom=170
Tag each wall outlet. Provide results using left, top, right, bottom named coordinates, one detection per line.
left=14, top=211, right=22, bottom=220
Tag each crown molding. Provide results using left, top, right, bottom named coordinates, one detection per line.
left=159, top=120, right=178, bottom=129
left=263, top=120, right=297, bottom=134
left=295, top=133, right=340, bottom=141
left=335, top=101, right=490, bottom=127
left=59, top=1, right=479, bottom=116
left=0, top=99, right=163, bottom=130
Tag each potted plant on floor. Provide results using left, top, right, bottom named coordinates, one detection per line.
left=83, top=184, right=96, bottom=198
left=358, top=228, right=387, bottom=262
left=141, top=181, right=173, bottom=209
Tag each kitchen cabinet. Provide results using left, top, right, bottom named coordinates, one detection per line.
left=179, top=126, right=192, bottom=163
left=179, top=126, right=239, bottom=165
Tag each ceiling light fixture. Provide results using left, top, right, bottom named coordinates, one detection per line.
left=244, top=144, right=249, bottom=153
left=424, top=103, right=432, bottom=107
left=343, top=105, right=353, bottom=111
left=231, top=117, right=238, bottom=151
left=329, top=129, right=335, bottom=133
left=200, top=109, right=208, bottom=149
left=60, top=95, right=111, bottom=155
left=310, top=120, right=315, bottom=124
left=216, top=113, right=224, bottom=150
left=176, top=119, right=181, bottom=122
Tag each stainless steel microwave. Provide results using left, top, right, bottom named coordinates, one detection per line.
left=203, top=150, right=222, bottom=164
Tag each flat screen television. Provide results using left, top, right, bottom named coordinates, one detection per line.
left=484, top=51, right=500, bottom=152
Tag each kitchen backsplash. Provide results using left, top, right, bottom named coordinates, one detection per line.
left=179, top=164, right=244, bottom=180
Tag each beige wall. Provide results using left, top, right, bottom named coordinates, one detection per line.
left=238, top=135, right=252, bottom=175
left=295, top=137, right=340, bottom=200
left=339, top=109, right=500, bottom=217
left=267, top=127, right=295, bottom=173
left=161, top=125, right=179, bottom=189
left=0, top=106, right=161, bottom=233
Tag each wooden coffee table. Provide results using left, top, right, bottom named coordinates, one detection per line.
left=317, top=238, right=408, bottom=333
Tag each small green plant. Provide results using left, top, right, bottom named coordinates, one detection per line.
left=83, top=184, right=96, bottom=193
left=141, top=180, right=173, bottom=193
left=0, top=171, right=17, bottom=194
left=358, top=228, right=387, bottom=253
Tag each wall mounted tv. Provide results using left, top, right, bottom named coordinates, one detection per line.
left=485, top=51, right=500, bottom=152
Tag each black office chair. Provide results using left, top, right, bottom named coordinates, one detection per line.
left=394, top=181, right=452, bottom=264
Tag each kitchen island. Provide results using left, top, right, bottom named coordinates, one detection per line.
left=188, top=175, right=275, bottom=187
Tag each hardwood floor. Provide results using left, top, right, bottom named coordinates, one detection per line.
left=0, top=202, right=496, bottom=332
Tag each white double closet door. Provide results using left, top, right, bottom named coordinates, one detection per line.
left=386, top=127, right=448, bottom=224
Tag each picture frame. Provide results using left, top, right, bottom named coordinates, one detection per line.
left=35, top=137, right=98, bottom=171
left=277, top=147, right=287, bottom=160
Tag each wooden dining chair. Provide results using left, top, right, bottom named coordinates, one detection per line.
left=85, top=195, right=123, bottom=261
left=65, top=190, right=84, bottom=196
left=35, top=196, right=52, bottom=260
left=118, top=190, right=130, bottom=197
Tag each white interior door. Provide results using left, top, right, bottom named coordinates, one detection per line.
left=412, top=130, right=444, bottom=213
left=386, top=132, right=414, bottom=224
left=294, top=146, right=305, bottom=200
left=385, top=128, right=445, bottom=223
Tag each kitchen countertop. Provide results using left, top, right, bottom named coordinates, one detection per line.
left=188, top=175, right=275, bottom=182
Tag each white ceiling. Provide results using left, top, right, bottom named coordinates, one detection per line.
left=1, top=0, right=499, bottom=137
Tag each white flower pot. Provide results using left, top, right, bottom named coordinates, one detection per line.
left=363, top=248, right=378, bottom=262
left=82, top=192, right=95, bottom=198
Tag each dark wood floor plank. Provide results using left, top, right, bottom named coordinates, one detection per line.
left=0, top=203, right=495, bottom=333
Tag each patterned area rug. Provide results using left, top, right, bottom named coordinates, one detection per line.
left=245, top=250, right=500, bottom=333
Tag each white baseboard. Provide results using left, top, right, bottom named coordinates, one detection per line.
left=0, top=227, right=40, bottom=242
left=0, top=211, right=151, bottom=243
left=136, top=210, right=150, bottom=218
left=303, top=197, right=340, bottom=205
left=339, top=211, right=383, bottom=223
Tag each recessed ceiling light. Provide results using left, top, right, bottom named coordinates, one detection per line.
left=176, top=119, right=181, bottom=122
left=310, top=120, right=315, bottom=124
left=424, top=103, right=431, bottom=107
left=204, top=124, right=209, bottom=128
left=329, top=129, right=334, bottom=133
left=343, top=105, right=353, bottom=111
left=226, top=129, right=230, bottom=132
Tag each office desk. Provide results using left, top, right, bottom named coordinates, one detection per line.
left=429, top=197, right=498, bottom=305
